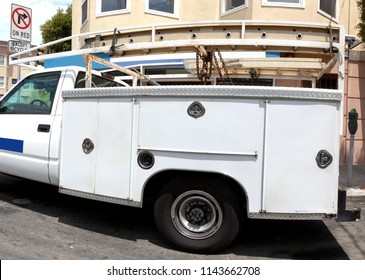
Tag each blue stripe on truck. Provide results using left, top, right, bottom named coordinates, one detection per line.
left=0, top=137, right=24, bottom=153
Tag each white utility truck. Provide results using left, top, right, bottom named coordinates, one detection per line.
left=1, top=21, right=350, bottom=252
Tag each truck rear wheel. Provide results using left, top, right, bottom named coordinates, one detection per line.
left=154, top=176, right=240, bottom=253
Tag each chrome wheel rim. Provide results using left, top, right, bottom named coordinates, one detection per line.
left=171, top=190, right=223, bottom=240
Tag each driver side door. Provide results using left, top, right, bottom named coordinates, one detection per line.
left=0, top=71, right=61, bottom=183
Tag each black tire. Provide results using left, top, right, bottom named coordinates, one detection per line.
left=154, top=176, right=240, bottom=253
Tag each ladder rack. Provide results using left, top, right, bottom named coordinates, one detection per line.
left=88, top=20, right=343, bottom=58
left=9, top=20, right=345, bottom=86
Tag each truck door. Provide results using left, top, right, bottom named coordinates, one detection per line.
left=262, top=99, right=340, bottom=214
left=0, top=71, right=61, bottom=183
left=60, top=97, right=133, bottom=200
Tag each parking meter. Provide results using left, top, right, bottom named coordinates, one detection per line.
left=348, top=108, right=358, bottom=135
left=347, top=108, right=358, bottom=188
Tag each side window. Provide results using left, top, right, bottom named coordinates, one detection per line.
left=81, top=0, right=88, bottom=25
left=319, top=0, right=337, bottom=19
left=97, top=0, right=130, bottom=15
left=0, top=72, right=61, bottom=115
left=145, top=0, right=179, bottom=18
left=223, top=0, right=247, bottom=14
left=0, top=55, right=5, bottom=66
left=262, top=0, right=303, bottom=7
left=75, top=72, right=122, bottom=88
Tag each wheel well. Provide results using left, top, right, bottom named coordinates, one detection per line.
left=142, top=170, right=248, bottom=215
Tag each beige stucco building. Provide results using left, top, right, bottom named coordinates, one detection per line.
left=0, top=41, right=36, bottom=96
left=72, top=0, right=363, bottom=164
left=73, top=1, right=358, bottom=35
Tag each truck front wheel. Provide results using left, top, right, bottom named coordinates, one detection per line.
left=154, top=177, right=240, bottom=253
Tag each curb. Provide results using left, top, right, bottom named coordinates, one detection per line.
left=346, top=187, right=365, bottom=197
left=339, top=185, right=365, bottom=197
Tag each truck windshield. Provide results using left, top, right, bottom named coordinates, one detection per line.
left=0, top=71, right=61, bottom=115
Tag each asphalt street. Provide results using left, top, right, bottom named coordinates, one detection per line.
left=0, top=168, right=364, bottom=260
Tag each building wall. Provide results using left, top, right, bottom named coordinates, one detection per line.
left=0, top=41, right=35, bottom=96
left=73, top=0, right=359, bottom=35
left=341, top=51, right=365, bottom=165
left=72, top=0, right=362, bottom=53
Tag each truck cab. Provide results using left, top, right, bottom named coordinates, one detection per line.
left=0, top=66, right=123, bottom=185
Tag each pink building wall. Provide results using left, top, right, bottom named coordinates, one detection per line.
left=341, top=54, right=365, bottom=165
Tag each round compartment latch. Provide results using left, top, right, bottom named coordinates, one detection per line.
left=187, top=101, right=205, bottom=119
left=138, top=151, right=155, bottom=169
left=316, top=150, right=333, bottom=169
left=82, top=138, right=94, bottom=154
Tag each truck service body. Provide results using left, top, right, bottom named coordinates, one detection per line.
left=0, top=20, right=352, bottom=252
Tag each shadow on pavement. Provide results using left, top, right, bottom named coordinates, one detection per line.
left=230, top=219, right=349, bottom=259
left=0, top=173, right=349, bottom=260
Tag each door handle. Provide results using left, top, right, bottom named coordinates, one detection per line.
left=37, top=124, right=51, bottom=133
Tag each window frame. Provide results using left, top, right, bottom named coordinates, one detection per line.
left=75, top=72, right=123, bottom=88
left=0, top=71, right=61, bottom=115
left=318, top=0, right=338, bottom=21
left=262, top=0, right=305, bottom=8
left=145, top=0, right=179, bottom=19
left=0, top=77, right=4, bottom=88
left=96, top=0, right=130, bottom=17
left=0, top=55, right=5, bottom=66
left=81, top=0, right=89, bottom=26
left=222, top=0, right=248, bottom=16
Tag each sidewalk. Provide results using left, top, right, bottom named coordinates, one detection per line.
left=339, top=165, right=365, bottom=196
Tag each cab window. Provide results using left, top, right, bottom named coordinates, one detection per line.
left=0, top=72, right=61, bottom=114
left=75, top=72, right=122, bottom=88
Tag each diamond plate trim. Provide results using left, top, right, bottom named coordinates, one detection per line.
left=248, top=212, right=328, bottom=220
left=59, top=188, right=141, bottom=207
left=62, top=86, right=342, bottom=101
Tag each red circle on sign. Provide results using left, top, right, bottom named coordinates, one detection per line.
left=12, top=7, right=31, bottom=30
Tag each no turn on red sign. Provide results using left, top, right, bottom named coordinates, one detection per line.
left=10, top=3, right=32, bottom=42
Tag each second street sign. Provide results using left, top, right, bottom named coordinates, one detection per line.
left=8, top=40, right=31, bottom=53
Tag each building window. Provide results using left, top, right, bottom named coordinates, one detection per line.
left=319, top=0, right=337, bottom=19
left=0, top=77, right=4, bottom=88
left=0, top=55, right=5, bottom=66
left=223, top=0, right=247, bottom=14
left=81, top=0, right=88, bottom=25
left=97, top=0, right=130, bottom=15
left=262, top=0, right=304, bottom=8
left=145, top=0, right=179, bottom=18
